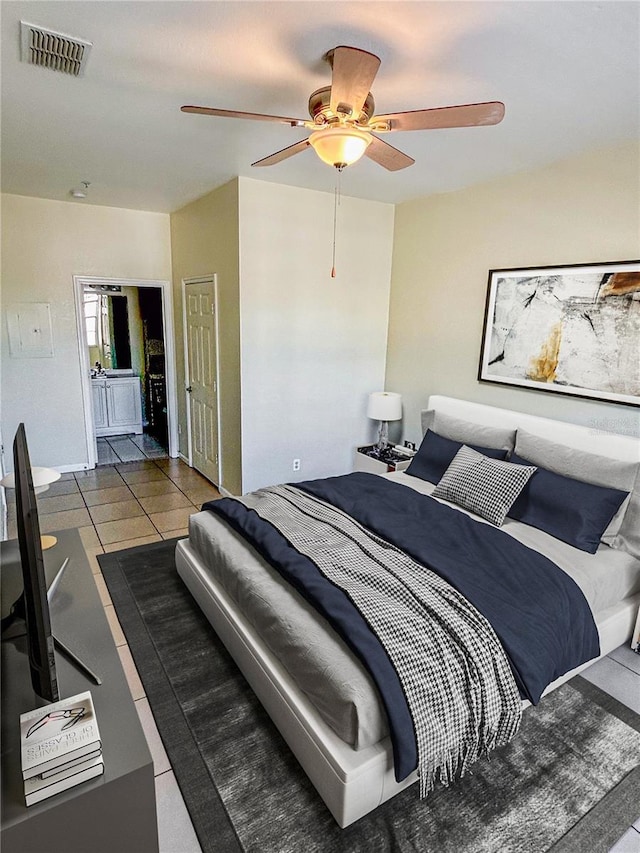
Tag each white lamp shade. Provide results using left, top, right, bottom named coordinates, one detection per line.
left=309, top=127, right=372, bottom=167
left=0, top=466, right=61, bottom=493
left=367, top=392, right=402, bottom=422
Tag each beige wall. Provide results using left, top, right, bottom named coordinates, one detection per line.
left=170, top=177, right=394, bottom=495
left=4, top=142, right=636, bottom=475
left=1, top=194, right=171, bottom=468
left=238, top=178, right=394, bottom=492
left=169, top=179, right=242, bottom=494
left=386, top=141, right=640, bottom=443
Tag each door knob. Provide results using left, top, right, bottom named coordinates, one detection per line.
left=186, top=386, right=192, bottom=393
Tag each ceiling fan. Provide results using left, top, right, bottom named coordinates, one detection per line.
left=182, top=45, right=505, bottom=172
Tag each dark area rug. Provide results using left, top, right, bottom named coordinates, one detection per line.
left=99, top=539, right=640, bottom=853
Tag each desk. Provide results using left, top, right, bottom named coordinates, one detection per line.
left=1, top=529, right=158, bottom=853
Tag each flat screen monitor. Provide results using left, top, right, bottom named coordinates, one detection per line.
left=13, top=423, right=59, bottom=702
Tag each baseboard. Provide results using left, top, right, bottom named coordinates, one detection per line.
left=56, top=462, right=93, bottom=473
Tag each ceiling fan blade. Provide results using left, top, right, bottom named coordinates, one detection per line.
left=181, top=105, right=306, bottom=127
left=329, top=46, right=381, bottom=118
left=251, top=138, right=311, bottom=167
left=365, top=136, right=414, bottom=171
left=373, top=101, right=505, bottom=131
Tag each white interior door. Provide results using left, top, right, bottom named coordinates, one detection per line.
left=185, top=279, right=220, bottom=484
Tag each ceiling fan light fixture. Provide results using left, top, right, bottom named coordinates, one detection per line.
left=309, top=126, right=371, bottom=168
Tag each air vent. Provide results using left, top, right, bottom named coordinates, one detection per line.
left=20, top=21, right=92, bottom=76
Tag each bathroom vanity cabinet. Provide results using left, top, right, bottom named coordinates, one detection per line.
left=92, top=376, right=143, bottom=436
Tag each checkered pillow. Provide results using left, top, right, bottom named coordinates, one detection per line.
left=433, top=445, right=537, bottom=526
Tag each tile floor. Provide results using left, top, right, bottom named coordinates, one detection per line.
left=5, top=463, right=640, bottom=852
left=7, top=457, right=219, bottom=853
left=81, top=458, right=217, bottom=853
left=581, top=646, right=640, bottom=852
left=9, top=457, right=221, bottom=549
left=96, top=433, right=168, bottom=465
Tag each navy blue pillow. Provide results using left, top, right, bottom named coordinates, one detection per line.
left=508, top=453, right=629, bottom=554
left=406, top=430, right=508, bottom=485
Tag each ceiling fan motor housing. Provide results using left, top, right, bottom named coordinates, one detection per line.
left=308, top=86, right=375, bottom=126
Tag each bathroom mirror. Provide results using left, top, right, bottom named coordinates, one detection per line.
left=84, top=289, right=132, bottom=370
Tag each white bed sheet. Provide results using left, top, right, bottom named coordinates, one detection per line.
left=188, top=509, right=388, bottom=749
left=386, top=471, right=640, bottom=614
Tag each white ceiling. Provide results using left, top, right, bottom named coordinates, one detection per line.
left=1, top=1, right=638, bottom=213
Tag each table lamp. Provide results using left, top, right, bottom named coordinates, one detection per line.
left=367, top=392, right=402, bottom=451
left=1, top=466, right=62, bottom=549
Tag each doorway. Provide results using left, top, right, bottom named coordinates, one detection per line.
left=74, top=276, right=179, bottom=468
left=183, top=277, right=221, bottom=485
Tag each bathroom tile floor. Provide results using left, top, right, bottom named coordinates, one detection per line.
left=97, top=433, right=168, bottom=465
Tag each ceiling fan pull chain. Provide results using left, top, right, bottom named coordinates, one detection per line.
left=331, top=166, right=343, bottom=278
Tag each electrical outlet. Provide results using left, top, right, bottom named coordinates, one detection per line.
left=292, top=459, right=301, bottom=472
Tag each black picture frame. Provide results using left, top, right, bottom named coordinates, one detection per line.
left=478, top=260, right=640, bottom=408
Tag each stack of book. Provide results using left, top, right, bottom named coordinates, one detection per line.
left=20, top=690, right=104, bottom=806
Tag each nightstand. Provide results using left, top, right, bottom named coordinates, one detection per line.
left=354, top=444, right=415, bottom=474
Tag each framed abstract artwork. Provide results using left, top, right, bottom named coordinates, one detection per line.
left=478, top=260, right=640, bottom=407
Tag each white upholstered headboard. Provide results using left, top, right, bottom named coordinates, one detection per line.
left=425, top=396, right=640, bottom=464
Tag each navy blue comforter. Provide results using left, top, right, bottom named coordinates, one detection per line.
left=203, top=472, right=599, bottom=780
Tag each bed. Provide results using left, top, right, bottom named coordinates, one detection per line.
left=175, top=395, right=640, bottom=827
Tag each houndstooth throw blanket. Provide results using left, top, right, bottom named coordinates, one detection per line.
left=238, top=484, right=522, bottom=797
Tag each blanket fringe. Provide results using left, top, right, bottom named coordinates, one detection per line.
left=418, top=715, right=522, bottom=798
left=238, top=483, right=524, bottom=801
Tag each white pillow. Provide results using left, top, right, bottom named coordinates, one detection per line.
left=420, top=410, right=516, bottom=452
left=433, top=445, right=537, bottom=526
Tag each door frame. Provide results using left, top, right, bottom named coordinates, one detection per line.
left=73, top=275, right=179, bottom=467
left=182, top=275, right=222, bottom=485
